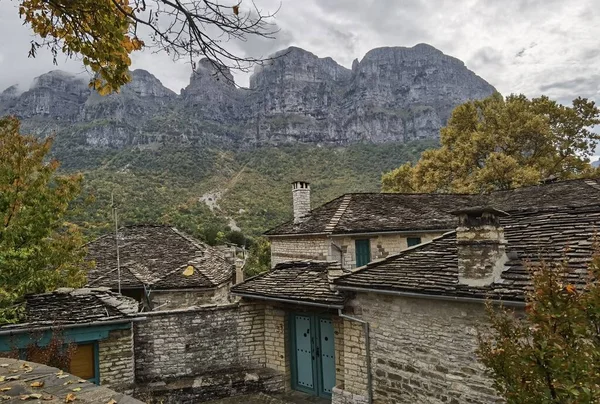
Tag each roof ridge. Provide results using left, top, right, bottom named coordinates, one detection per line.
left=169, top=227, right=208, bottom=250
left=584, top=178, right=600, bottom=191
left=324, top=194, right=352, bottom=233
left=157, top=261, right=215, bottom=287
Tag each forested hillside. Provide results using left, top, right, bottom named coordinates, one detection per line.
left=62, top=141, right=436, bottom=243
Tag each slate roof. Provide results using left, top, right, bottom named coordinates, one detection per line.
left=231, top=261, right=347, bottom=307
left=86, top=225, right=233, bottom=290
left=0, top=358, right=144, bottom=403
left=266, top=178, right=600, bottom=236
left=335, top=204, right=600, bottom=302
left=1, top=288, right=140, bottom=328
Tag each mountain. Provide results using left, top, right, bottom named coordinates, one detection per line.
left=0, top=44, right=496, bottom=149
left=0, top=44, right=496, bottom=242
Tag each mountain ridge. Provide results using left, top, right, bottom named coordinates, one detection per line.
left=0, top=43, right=496, bottom=150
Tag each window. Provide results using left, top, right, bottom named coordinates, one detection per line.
left=69, top=343, right=99, bottom=385
left=407, top=237, right=422, bottom=247
left=355, top=239, right=371, bottom=267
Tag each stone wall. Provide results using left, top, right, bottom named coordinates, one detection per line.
left=133, top=302, right=285, bottom=401
left=134, top=303, right=266, bottom=382
left=271, top=232, right=445, bottom=269
left=270, top=236, right=330, bottom=267
left=264, top=305, right=290, bottom=389
left=148, top=284, right=230, bottom=310
left=98, top=328, right=135, bottom=390
left=332, top=232, right=444, bottom=269
left=340, top=292, right=501, bottom=404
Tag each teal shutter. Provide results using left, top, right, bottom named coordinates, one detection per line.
left=318, top=318, right=336, bottom=395
left=407, top=237, right=422, bottom=247
left=293, top=315, right=315, bottom=391
left=355, top=239, right=371, bottom=267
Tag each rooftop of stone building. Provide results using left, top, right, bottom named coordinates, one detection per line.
left=1, top=288, right=139, bottom=330
left=266, top=177, right=600, bottom=236
left=86, top=225, right=233, bottom=290
left=0, top=358, right=143, bottom=403
left=335, top=204, right=600, bottom=302
left=231, top=261, right=347, bottom=308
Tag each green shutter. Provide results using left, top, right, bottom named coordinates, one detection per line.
left=355, top=239, right=371, bottom=267
left=407, top=237, right=422, bottom=247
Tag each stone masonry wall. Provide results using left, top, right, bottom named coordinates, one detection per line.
left=134, top=303, right=266, bottom=382
left=271, top=232, right=445, bottom=270
left=264, top=305, right=291, bottom=390
left=98, top=328, right=135, bottom=390
left=347, top=293, right=502, bottom=404
left=149, top=284, right=231, bottom=310
left=270, top=236, right=330, bottom=267
left=332, top=232, right=444, bottom=269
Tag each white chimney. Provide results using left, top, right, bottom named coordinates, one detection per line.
left=452, top=207, right=509, bottom=287
left=292, top=181, right=311, bottom=224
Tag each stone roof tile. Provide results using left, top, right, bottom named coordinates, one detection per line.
left=86, top=225, right=233, bottom=290
left=22, top=287, right=139, bottom=325
left=266, top=178, right=600, bottom=236
left=335, top=205, right=600, bottom=302
left=231, top=261, right=346, bottom=307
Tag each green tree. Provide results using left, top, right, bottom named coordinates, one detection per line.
left=18, top=0, right=277, bottom=94
left=244, top=237, right=270, bottom=277
left=0, top=117, right=87, bottom=324
left=477, top=252, right=600, bottom=403
left=382, top=94, right=600, bottom=193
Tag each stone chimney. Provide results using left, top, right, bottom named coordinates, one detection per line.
left=452, top=207, right=509, bottom=287
left=292, top=181, right=311, bottom=224
left=326, top=262, right=344, bottom=291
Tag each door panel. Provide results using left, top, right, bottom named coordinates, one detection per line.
left=291, top=314, right=337, bottom=397
left=69, top=343, right=95, bottom=381
left=319, top=318, right=336, bottom=395
left=294, top=315, right=315, bottom=390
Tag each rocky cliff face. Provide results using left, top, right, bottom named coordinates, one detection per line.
left=0, top=44, right=496, bottom=148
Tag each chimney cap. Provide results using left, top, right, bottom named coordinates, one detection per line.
left=451, top=206, right=509, bottom=217
left=291, top=180, right=310, bottom=185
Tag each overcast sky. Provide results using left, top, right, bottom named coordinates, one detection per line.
left=0, top=0, right=598, bottom=106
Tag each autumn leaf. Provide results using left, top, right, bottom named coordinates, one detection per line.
left=71, top=387, right=81, bottom=392
left=182, top=265, right=194, bottom=276
left=30, top=381, right=44, bottom=388
left=65, top=393, right=76, bottom=402
left=232, top=5, right=239, bottom=15
left=107, top=400, right=117, bottom=404
left=0, top=387, right=10, bottom=392
left=566, top=284, right=576, bottom=294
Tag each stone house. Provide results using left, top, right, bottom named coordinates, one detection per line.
left=0, top=288, right=140, bottom=392
left=237, top=178, right=600, bottom=403
left=265, top=181, right=474, bottom=268
left=331, top=201, right=600, bottom=403
left=86, top=225, right=234, bottom=310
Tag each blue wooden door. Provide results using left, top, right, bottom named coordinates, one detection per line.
left=355, top=239, right=371, bottom=267
left=293, top=315, right=316, bottom=393
left=291, top=314, right=336, bottom=397
left=318, top=318, right=336, bottom=395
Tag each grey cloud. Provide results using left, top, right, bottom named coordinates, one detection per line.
left=539, top=75, right=600, bottom=93
left=469, top=47, right=504, bottom=70
left=1, top=0, right=599, bottom=101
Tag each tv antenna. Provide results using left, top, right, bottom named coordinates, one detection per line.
left=111, top=192, right=121, bottom=294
